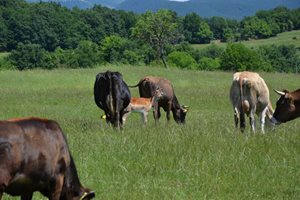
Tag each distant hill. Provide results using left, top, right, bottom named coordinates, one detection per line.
left=26, top=0, right=125, bottom=9
left=117, top=0, right=300, bottom=19
left=26, top=0, right=300, bottom=19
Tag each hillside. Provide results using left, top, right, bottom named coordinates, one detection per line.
left=26, top=0, right=300, bottom=19
left=193, top=30, right=300, bottom=50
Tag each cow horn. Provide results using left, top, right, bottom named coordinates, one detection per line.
left=182, top=105, right=189, bottom=112
left=100, top=114, right=107, bottom=119
left=273, top=89, right=285, bottom=96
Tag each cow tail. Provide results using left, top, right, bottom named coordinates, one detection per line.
left=108, top=72, right=115, bottom=115
left=128, top=78, right=146, bottom=88
left=239, top=78, right=246, bottom=131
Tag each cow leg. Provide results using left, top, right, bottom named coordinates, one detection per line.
left=152, top=102, right=160, bottom=123
left=259, top=107, right=268, bottom=134
left=234, top=107, right=239, bottom=128
left=21, top=194, right=33, bottom=200
left=49, top=175, right=64, bottom=200
left=239, top=112, right=246, bottom=132
left=249, top=110, right=256, bottom=133
left=166, top=101, right=172, bottom=121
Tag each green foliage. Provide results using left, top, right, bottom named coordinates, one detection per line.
left=132, top=9, right=180, bottom=67
left=197, top=21, right=213, bottom=44
left=9, top=42, right=53, bottom=70
left=100, top=35, right=141, bottom=64
left=167, top=51, right=197, bottom=69
left=220, top=43, right=270, bottom=71
left=197, top=57, right=220, bottom=71
left=258, top=44, right=300, bottom=73
left=241, top=16, right=272, bottom=39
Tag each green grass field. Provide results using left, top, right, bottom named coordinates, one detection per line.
left=0, top=66, right=299, bottom=199
left=193, top=30, right=300, bottom=50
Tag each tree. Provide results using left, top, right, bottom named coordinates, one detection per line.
left=241, top=16, right=272, bottom=40
left=220, top=43, right=270, bottom=71
left=197, top=21, right=213, bottom=44
left=131, top=10, right=180, bottom=68
left=182, top=12, right=203, bottom=43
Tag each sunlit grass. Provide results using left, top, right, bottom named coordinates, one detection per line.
left=0, top=66, right=299, bottom=199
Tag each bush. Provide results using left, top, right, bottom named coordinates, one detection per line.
left=167, top=51, right=197, bottom=69
left=9, top=43, right=54, bottom=70
left=197, top=57, right=220, bottom=71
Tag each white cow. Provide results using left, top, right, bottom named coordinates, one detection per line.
left=229, top=71, right=274, bottom=133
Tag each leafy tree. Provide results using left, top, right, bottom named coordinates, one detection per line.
left=197, top=21, right=213, bottom=44
left=220, top=43, right=270, bottom=71
left=241, top=16, right=272, bottom=39
left=132, top=10, right=180, bottom=68
left=182, top=12, right=203, bottom=43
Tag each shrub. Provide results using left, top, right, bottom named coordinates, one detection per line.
left=9, top=43, right=54, bottom=70
left=167, top=51, right=197, bottom=69
left=197, top=57, right=220, bottom=71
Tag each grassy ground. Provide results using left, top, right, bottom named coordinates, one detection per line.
left=193, top=30, right=300, bottom=50
left=0, top=66, right=299, bottom=199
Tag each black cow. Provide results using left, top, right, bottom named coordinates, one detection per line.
left=94, top=71, right=131, bottom=128
left=0, top=117, right=95, bottom=200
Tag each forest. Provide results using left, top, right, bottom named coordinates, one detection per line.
left=0, top=0, right=300, bottom=72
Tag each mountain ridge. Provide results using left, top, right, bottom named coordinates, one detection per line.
left=26, top=0, right=300, bottom=19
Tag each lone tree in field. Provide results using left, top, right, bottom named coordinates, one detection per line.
left=132, top=10, right=180, bottom=68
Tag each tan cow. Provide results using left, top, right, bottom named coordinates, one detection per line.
left=229, top=71, right=273, bottom=133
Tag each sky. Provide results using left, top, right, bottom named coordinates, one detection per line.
left=169, top=0, right=190, bottom=2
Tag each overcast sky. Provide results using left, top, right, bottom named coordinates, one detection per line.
left=169, top=0, right=190, bottom=2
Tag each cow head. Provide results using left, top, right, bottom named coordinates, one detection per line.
left=271, top=89, right=296, bottom=124
left=173, top=105, right=189, bottom=124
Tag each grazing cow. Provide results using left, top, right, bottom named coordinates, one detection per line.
left=229, top=71, right=273, bottom=133
left=271, top=88, right=300, bottom=124
left=130, top=76, right=189, bottom=124
left=122, top=87, right=164, bottom=124
left=94, top=71, right=131, bottom=128
left=0, top=117, right=95, bottom=200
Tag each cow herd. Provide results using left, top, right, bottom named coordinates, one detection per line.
left=0, top=70, right=299, bottom=199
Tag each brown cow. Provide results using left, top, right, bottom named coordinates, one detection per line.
left=271, top=89, right=300, bottom=124
left=130, top=76, right=189, bottom=124
left=0, top=117, right=95, bottom=200
left=230, top=71, right=274, bottom=133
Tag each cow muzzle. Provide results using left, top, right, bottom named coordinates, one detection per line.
left=270, top=117, right=281, bottom=125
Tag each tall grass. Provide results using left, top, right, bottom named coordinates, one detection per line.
left=0, top=66, right=299, bottom=199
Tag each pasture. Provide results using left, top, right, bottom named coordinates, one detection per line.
left=193, top=30, right=300, bottom=50
left=0, top=66, right=299, bottom=199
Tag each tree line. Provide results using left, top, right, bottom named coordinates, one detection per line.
left=0, top=0, right=299, bottom=72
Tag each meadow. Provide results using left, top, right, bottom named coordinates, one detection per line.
left=0, top=66, right=299, bottom=199
left=193, top=30, right=300, bottom=50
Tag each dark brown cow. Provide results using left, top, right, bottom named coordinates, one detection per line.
left=0, top=117, right=95, bottom=200
left=130, top=76, right=189, bottom=124
left=271, top=89, right=300, bottom=124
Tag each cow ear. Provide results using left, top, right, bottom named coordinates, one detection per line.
left=285, top=94, right=293, bottom=104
